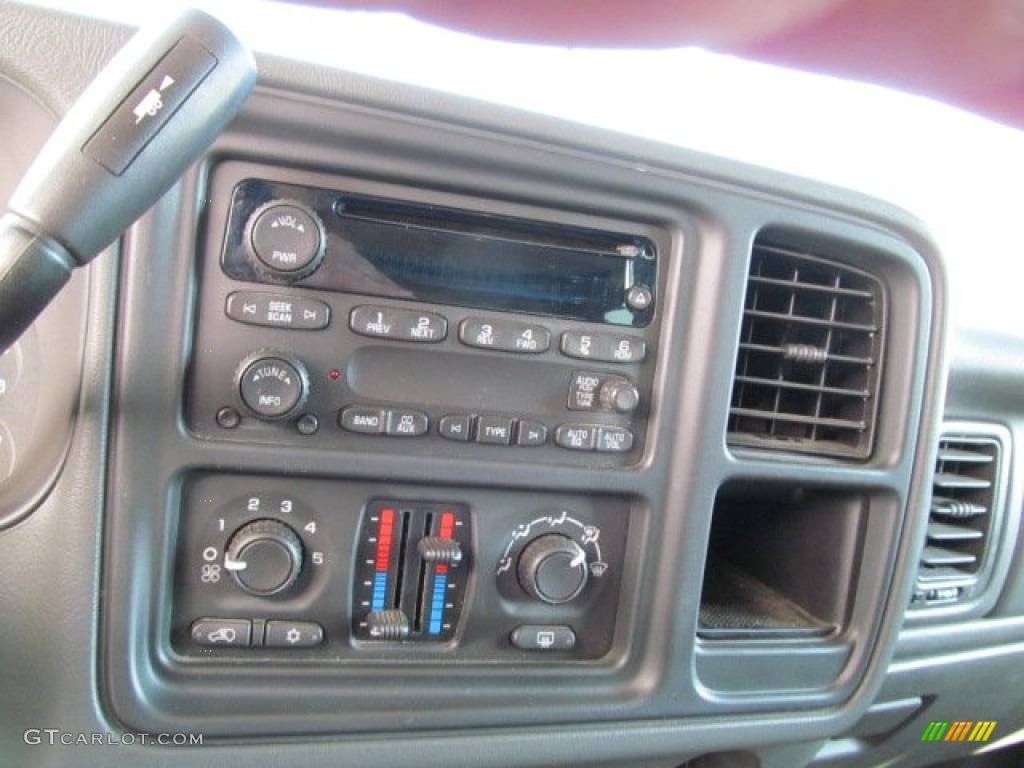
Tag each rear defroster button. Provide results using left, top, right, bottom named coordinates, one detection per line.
left=511, top=625, right=576, bottom=651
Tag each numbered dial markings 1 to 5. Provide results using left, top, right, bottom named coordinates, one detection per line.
left=192, top=493, right=327, bottom=594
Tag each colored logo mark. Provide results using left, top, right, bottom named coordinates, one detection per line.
left=921, top=721, right=997, bottom=742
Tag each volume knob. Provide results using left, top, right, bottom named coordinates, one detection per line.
left=245, top=199, right=326, bottom=282
left=225, top=518, right=303, bottom=596
left=517, top=533, right=588, bottom=605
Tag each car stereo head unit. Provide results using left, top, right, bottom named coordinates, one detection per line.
left=220, top=179, right=657, bottom=328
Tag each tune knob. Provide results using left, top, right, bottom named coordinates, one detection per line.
left=245, top=199, right=326, bottom=281
left=236, top=351, right=309, bottom=420
left=517, top=533, right=588, bottom=604
left=225, top=518, right=303, bottom=596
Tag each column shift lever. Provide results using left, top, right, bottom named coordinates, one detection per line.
left=0, top=8, right=256, bottom=352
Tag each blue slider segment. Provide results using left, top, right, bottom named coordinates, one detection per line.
left=428, top=574, right=448, bottom=636
left=371, top=572, right=388, bottom=612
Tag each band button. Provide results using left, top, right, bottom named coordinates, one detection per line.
left=339, top=406, right=386, bottom=434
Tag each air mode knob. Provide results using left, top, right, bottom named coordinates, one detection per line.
left=225, top=518, right=304, bottom=596
left=517, top=533, right=588, bottom=604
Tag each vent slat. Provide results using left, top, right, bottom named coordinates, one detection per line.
left=921, top=545, right=978, bottom=568
left=931, top=497, right=988, bottom=518
left=732, top=375, right=870, bottom=399
left=747, top=274, right=875, bottom=299
left=737, top=342, right=875, bottom=367
left=913, top=433, right=1002, bottom=608
left=927, top=522, right=984, bottom=542
left=728, top=239, right=884, bottom=459
left=743, top=308, right=878, bottom=334
left=728, top=407, right=866, bottom=432
left=933, top=472, right=992, bottom=490
left=937, top=447, right=995, bottom=464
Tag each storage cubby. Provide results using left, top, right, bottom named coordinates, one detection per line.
left=699, top=483, right=868, bottom=639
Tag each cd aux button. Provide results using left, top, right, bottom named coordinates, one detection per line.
left=459, top=318, right=551, bottom=353
left=384, top=409, right=429, bottom=437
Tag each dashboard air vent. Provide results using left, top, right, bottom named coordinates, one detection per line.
left=728, top=239, right=885, bottom=459
left=913, top=432, right=1004, bottom=607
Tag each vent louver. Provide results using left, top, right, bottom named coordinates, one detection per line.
left=728, top=239, right=885, bottom=459
left=913, top=433, right=1003, bottom=606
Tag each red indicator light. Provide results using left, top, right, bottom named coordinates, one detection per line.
left=328, top=369, right=341, bottom=381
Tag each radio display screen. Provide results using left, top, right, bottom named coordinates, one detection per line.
left=223, top=182, right=657, bottom=327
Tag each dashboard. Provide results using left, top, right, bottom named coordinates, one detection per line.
left=1, top=3, right=1023, bottom=767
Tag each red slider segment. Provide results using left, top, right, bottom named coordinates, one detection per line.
left=435, top=511, right=456, bottom=576
left=376, top=508, right=395, bottom=572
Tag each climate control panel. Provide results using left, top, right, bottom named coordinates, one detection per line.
left=352, top=500, right=471, bottom=642
left=173, top=475, right=631, bottom=661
